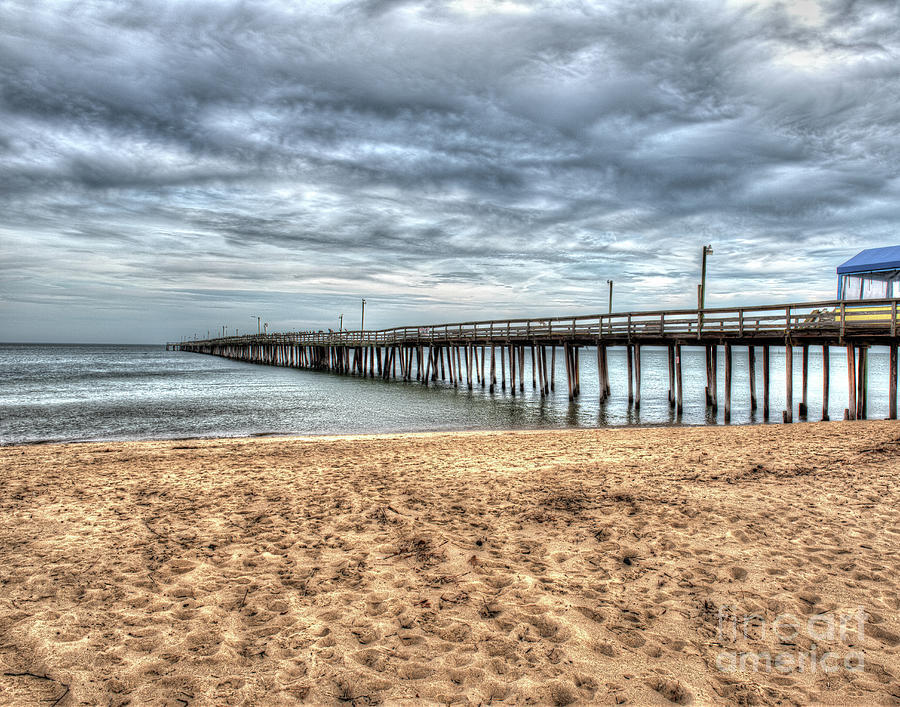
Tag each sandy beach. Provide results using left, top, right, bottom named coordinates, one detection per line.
left=1, top=422, right=899, bottom=705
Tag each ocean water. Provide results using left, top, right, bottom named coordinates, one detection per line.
left=0, top=343, right=891, bottom=445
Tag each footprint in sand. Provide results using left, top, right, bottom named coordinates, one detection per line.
left=647, top=676, right=692, bottom=704
left=166, top=559, right=197, bottom=576
left=182, top=628, right=222, bottom=656
left=729, top=566, right=748, bottom=580
left=352, top=648, right=387, bottom=671
left=396, top=660, right=433, bottom=680
left=543, top=680, right=580, bottom=706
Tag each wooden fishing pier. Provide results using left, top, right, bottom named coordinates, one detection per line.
left=169, top=298, right=900, bottom=423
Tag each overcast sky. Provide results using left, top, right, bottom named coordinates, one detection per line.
left=1, top=0, right=898, bottom=343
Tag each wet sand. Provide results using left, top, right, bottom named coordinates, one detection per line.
left=1, top=422, right=899, bottom=705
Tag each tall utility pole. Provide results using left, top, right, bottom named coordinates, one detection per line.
left=361, top=299, right=366, bottom=330
left=339, top=314, right=343, bottom=331
left=607, top=280, right=614, bottom=314
left=700, top=244, right=714, bottom=309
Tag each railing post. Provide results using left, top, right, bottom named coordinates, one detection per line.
left=840, top=302, right=845, bottom=339
left=739, top=310, right=744, bottom=336
left=893, top=301, right=897, bottom=338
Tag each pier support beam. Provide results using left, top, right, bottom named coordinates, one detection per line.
left=597, top=345, right=605, bottom=402
left=575, top=347, right=581, bottom=396
left=489, top=345, right=496, bottom=392
left=542, top=345, right=550, bottom=395
left=857, top=346, right=868, bottom=420
left=705, top=346, right=712, bottom=407
left=626, top=344, right=634, bottom=406
left=724, top=342, right=732, bottom=423
left=799, top=345, right=809, bottom=418
left=763, top=345, right=770, bottom=419
left=519, top=346, right=526, bottom=393
left=890, top=343, right=898, bottom=420
left=531, top=345, right=537, bottom=389
left=784, top=342, right=793, bottom=423
left=537, top=345, right=545, bottom=396
left=602, top=345, right=610, bottom=398
left=634, top=344, right=641, bottom=410
left=822, top=345, right=830, bottom=421
left=846, top=345, right=856, bottom=420
left=668, top=345, right=675, bottom=408
left=711, top=345, right=718, bottom=412
left=748, top=346, right=757, bottom=412
left=675, top=343, right=683, bottom=415
left=551, top=346, right=556, bottom=391
left=725, top=342, right=733, bottom=424
left=481, top=345, right=486, bottom=388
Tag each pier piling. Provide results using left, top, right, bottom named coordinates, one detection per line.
left=799, top=345, right=809, bottom=418
left=890, top=344, right=898, bottom=420
left=724, top=342, right=732, bottom=423
left=675, top=344, right=683, bottom=415
left=634, top=344, right=641, bottom=410
left=626, top=345, right=634, bottom=406
left=748, top=346, right=757, bottom=412
left=667, top=345, right=675, bottom=408
left=784, top=341, right=793, bottom=424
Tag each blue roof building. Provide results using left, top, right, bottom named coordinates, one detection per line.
left=837, top=245, right=900, bottom=299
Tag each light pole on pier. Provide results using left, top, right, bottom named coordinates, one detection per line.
left=252, top=316, right=260, bottom=334
left=700, top=244, right=714, bottom=309
left=339, top=313, right=343, bottom=331
left=222, top=325, right=226, bottom=337
left=607, top=280, right=613, bottom=314
left=264, top=322, right=268, bottom=335
left=361, top=299, right=366, bottom=330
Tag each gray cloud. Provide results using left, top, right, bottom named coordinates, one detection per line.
left=1, top=0, right=898, bottom=342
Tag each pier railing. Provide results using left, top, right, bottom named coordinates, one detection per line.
left=179, top=298, right=900, bottom=348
